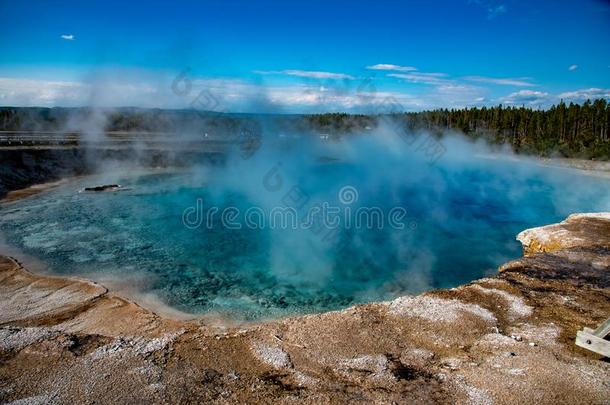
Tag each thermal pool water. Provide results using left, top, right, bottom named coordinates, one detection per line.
left=1, top=136, right=609, bottom=320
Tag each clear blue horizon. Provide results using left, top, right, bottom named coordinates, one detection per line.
left=0, top=0, right=609, bottom=112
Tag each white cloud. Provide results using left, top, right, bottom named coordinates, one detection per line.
left=0, top=77, right=158, bottom=108
left=499, top=88, right=610, bottom=107
left=0, top=77, right=86, bottom=106
left=558, top=88, right=610, bottom=102
left=0, top=75, right=455, bottom=113
left=427, top=84, right=488, bottom=108
left=0, top=76, right=403, bottom=112
left=568, top=64, right=578, bottom=71
left=189, top=78, right=429, bottom=113
left=255, top=69, right=354, bottom=80
left=387, top=72, right=450, bottom=85
left=269, top=87, right=422, bottom=111
left=283, top=70, right=354, bottom=80
left=499, top=90, right=550, bottom=106
left=366, top=64, right=417, bottom=72
left=1, top=74, right=607, bottom=113
left=463, top=75, right=535, bottom=86
left=60, top=34, right=74, bottom=41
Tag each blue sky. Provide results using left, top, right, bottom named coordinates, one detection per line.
left=0, top=0, right=609, bottom=112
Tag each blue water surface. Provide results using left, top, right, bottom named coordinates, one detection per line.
left=1, top=139, right=609, bottom=320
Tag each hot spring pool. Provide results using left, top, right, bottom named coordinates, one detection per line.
left=1, top=137, right=609, bottom=320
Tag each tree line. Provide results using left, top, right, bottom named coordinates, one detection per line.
left=306, top=99, right=610, bottom=159
left=1, top=99, right=609, bottom=159
left=402, top=99, right=610, bottom=159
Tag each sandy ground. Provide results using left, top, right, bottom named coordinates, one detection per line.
left=1, top=179, right=75, bottom=203
left=0, top=213, right=608, bottom=403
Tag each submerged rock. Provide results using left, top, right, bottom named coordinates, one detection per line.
left=82, top=184, right=122, bottom=192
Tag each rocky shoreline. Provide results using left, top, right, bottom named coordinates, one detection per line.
left=0, top=213, right=609, bottom=403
